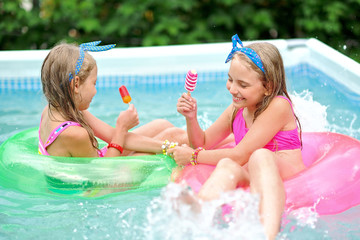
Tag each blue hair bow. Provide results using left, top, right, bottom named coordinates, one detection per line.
left=69, top=41, right=116, bottom=82
left=225, top=34, right=265, bottom=74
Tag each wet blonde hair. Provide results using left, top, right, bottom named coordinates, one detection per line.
left=41, top=43, right=99, bottom=149
left=230, top=42, right=302, bottom=144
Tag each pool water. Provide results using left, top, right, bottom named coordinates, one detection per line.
left=0, top=64, right=359, bottom=239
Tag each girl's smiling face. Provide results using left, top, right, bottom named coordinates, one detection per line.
left=226, top=56, right=268, bottom=113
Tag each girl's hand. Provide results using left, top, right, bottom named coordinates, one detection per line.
left=177, top=93, right=197, bottom=120
left=167, top=145, right=194, bottom=166
left=116, top=104, right=139, bottom=131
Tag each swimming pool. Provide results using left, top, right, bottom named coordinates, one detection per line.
left=0, top=39, right=359, bottom=239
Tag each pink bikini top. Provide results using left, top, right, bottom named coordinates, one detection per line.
left=38, top=121, right=107, bottom=157
left=232, top=96, right=301, bottom=152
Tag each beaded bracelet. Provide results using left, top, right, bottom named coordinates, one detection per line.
left=107, top=143, right=123, bottom=154
left=162, top=139, right=178, bottom=156
left=190, top=147, right=205, bottom=165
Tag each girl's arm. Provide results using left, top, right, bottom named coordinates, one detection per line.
left=122, top=132, right=162, bottom=153
left=103, top=104, right=139, bottom=157
left=56, top=121, right=128, bottom=158
left=202, top=104, right=234, bottom=149
left=83, top=109, right=163, bottom=154
left=177, top=93, right=233, bottom=148
left=62, top=105, right=142, bottom=158
left=176, top=93, right=202, bottom=147
left=83, top=104, right=139, bottom=157
left=82, top=110, right=115, bottom=143
left=170, top=97, right=293, bottom=166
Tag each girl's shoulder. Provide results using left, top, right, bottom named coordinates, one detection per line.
left=267, top=96, right=297, bottom=130
left=259, top=96, right=295, bottom=124
left=268, top=96, right=294, bottom=113
left=58, top=124, right=88, bottom=142
left=58, top=125, right=98, bottom=157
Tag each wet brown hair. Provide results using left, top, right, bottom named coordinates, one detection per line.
left=230, top=42, right=302, bottom=145
left=41, top=43, right=99, bottom=149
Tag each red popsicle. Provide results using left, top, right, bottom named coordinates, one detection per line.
left=119, top=85, right=132, bottom=104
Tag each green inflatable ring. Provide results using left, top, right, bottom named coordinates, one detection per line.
left=0, top=128, right=178, bottom=198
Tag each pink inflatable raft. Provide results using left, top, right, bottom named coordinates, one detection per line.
left=176, top=132, right=360, bottom=215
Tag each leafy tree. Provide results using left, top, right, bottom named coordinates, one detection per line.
left=0, top=0, right=359, bottom=62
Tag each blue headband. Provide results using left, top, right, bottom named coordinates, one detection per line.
left=69, top=41, right=116, bottom=82
left=225, top=34, right=265, bottom=74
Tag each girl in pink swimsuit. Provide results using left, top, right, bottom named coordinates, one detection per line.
left=39, top=41, right=186, bottom=158
left=169, top=35, right=306, bottom=239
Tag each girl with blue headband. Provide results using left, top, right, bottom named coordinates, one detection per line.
left=168, top=35, right=305, bottom=239
left=39, top=42, right=186, bottom=158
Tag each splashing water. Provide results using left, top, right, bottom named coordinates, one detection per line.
left=144, top=182, right=266, bottom=240
left=280, top=206, right=322, bottom=240
left=288, top=207, right=319, bottom=229
left=291, top=90, right=329, bottom=132
left=291, top=90, right=360, bottom=139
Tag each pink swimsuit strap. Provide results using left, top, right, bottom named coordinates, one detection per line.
left=38, top=121, right=81, bottom=156
left=38, top=120, right=107, bottom=157
left=232, top=96, right=301, bottom=152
